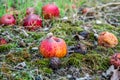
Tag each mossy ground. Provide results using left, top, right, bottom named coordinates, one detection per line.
left=0, top=20, right=120, bottom=79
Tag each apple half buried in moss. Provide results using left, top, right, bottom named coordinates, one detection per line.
left=39, top=33, right=67, bottom=58
left=0, top=38, right=7, bottom=45
left=23, top=14, right=42, bottom=31
left=98, top=31, right=118, bottom=48
left=0, top=14, right=16, bottom=26
left=42, top=4, right=60, bottom=19
left=110, top=53, right=120, bottom=68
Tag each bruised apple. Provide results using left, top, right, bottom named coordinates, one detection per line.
left=98, top=31, right=118, bottom=48
left=23, top=14, right=42, bottom=31
left=42, top=4, right=60, bottom=19
left=39, top=33, right=67, bottom=58
left=0, top=14, right=16, bottom=25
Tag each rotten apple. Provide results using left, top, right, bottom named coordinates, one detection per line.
left=42, top=4, right=60, bottom=19
left=39, top=33, right=67, bottom=58
left=23, top=14, right=42, bottom=31
left=110, top=53, right=120, bottom=68
left=98, top=31, right=118, bottom=48
left=0, top=14, right=16, bottom=25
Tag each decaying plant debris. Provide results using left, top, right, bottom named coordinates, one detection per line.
left=0, top=1, right=120, bottom=80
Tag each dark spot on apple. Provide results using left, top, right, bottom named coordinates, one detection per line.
left=53, top=38, right=60, bottom=42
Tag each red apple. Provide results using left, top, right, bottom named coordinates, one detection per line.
left=0, top=38, right=7, bottom=45
left=23, top=14, right=42, bottom=31
left=26, top=7, right=35, bottom=15
left=0, top=14, right=16, bottom=25
left=42, top=4, right=60, bottom=19
left=72, top=4, right=76, bottom=9
left=110, top=53, right=120, bottom=68
left=82, top=8, right=90, bottom=14
left=39, top=33, right=67, bottom=58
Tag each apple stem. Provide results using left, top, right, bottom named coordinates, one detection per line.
left=47, top=32, right=53, bottom=38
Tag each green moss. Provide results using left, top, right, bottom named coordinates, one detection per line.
left=62, top=53, right=110, bottom=71
left=51, top=22, right=83, bottom=35
left=63, top=57, right=81, bottom=67
left=93, top=24, right=118, bottom=33
left=14, top=71, right=33, bottom=80
left=31, top=58, right=49, bottom=68
left=42, top=67, right=53, bottom=74
left=5, top=49, right=31, bottom=64
left=0, top=43, right=17, bottom=52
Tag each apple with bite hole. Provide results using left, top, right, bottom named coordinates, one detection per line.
left=42, top=4, right=60, bottom=19
left=39, top=33, right=67, bottom=58
left=0, top=14, right=16, bottom=25
left=23, top=14, right=42, bottom=31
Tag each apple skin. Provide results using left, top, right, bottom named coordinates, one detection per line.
left=110, top=53, right=120, bottom=68
left=42, top=4, right=60, bottom=19
left=23, top=14, right=42, bottom=31
left=26, top=7, right=35, bottom=15
left=0, top=14, right=16, bottom=25
left=0, top=38, right=7, bottom=45
left=39, top=36, right=67, bottom=58
left=98, top=31, right=118, bottom=48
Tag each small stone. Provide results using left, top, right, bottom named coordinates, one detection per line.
left=67, top=74, right=72, bottom=78
left=62, top=16, right=68, bottom=21
left=96, top=20, right=102, bottom=24
left=32, top=47, right=38, bottom=50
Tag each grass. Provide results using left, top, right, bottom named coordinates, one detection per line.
left=0, top=0, right=86, bottom=24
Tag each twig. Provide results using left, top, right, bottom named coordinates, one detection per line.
left=93, top=2, right=120, bottom=10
